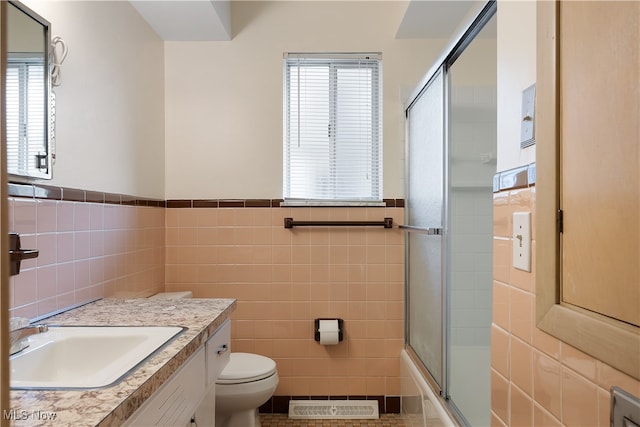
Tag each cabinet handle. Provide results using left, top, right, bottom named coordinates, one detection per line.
left=217, top=344, right=229, bottom=356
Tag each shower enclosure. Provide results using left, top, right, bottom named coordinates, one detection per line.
left=403, top=3, right=496, bottom=425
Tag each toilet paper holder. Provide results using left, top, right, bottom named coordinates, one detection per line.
left=314, top=318, right=344, bottom=343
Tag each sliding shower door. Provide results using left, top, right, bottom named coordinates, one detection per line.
left=404, top=3, right=496, bottom=425
left=405, top=68, right=445, bottom=390
left=446, top=14, right=496, bottom=426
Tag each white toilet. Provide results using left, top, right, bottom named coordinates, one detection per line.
left=215, top=352, right=279, bottom=427
left=149, top=292, right=279, bottom=427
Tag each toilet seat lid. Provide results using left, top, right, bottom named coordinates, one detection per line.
left=217, top=352, right=277, bottom=384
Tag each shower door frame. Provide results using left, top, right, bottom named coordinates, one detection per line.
left=403, top=1, right=496, bottom=425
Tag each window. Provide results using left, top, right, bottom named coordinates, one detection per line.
left=6, top=56, right=47, bottom=175
left=283, top=53, right=382, bottom=203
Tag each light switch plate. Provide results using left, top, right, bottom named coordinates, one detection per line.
left=520, top=84, right=536, bottom=148
left=513, top=212, right=531, bottom=272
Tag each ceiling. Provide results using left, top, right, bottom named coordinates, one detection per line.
left=129, top=0, right=479, bottom=42
left=396, top=1, right=477, bottom=39
left=129, top=1, right=232, bottom=41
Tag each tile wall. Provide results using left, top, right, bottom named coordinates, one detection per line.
left=8, top=194, right=165, bottom=319
left=165, top=205, right=405, bottom=399
left=491, top=185, right=640, bottom=426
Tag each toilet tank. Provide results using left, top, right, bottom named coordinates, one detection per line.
left=149, top=291, right=193, bottom=300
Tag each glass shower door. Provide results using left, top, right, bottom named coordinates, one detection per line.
left=446, top=14, right=496, bottom=426
left=404, top=4, right=496, bottom=425
left=405, top=68, right=445, bottom=389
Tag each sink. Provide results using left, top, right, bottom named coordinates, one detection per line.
left=10, top=326, right=185, bottom=390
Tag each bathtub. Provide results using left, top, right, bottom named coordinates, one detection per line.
left=400, top=346, right=491, bottom=426
left=400, top=349, right=458, bottom=426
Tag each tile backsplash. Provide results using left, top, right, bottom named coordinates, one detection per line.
left=8, top=197, right=165, bottom=319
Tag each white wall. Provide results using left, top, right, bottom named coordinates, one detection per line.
left=164, top=1, right=446, bottom=200
left=496, top=0, right=536, bottom=172
left=20, top=1, right=165, bottom=199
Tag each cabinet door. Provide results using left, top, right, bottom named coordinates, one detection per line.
left=193, top=320, right=231, bottom=427
left=205, top=320, right=231, bottom=385
left=536, top=0, right=640, bottom=381
left=124, top=348, right=206, bottom=427
left=559, top=1, right=639, bottom=327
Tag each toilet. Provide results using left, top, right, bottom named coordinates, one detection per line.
left=149, top=292, right=279, bottom=427
left=215, top=352, right=279, bottom=427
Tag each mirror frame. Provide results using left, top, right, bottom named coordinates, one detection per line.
left=6, top=0, right=53, bottom=180
left=535, top=0, right=640, bottom=381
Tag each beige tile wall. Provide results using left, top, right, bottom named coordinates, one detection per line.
left=8, top=198, right=165, bottom=318
left=491, top=187, right=640, bottom=426
left=165, top=206, right=405, bottom=397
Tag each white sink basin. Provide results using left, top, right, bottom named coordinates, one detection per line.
left=10, top=326, right=184, bottom=389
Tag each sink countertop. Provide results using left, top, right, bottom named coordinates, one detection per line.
left=9, top=297, right=236, bottom=427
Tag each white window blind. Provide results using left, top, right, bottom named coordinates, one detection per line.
left=6, top=57, right=46, bottom=175
left=283, top=53, right=382, bottom=202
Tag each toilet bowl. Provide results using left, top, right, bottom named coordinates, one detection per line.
left=215, top=352, right=279, bottom=427
left=149, top=292, right=278, bottom=427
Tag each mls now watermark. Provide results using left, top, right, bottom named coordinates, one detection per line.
left=4, top=409, right=57, bottom=421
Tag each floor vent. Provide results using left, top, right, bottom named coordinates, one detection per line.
left=288, top=400, right=379, bottom=419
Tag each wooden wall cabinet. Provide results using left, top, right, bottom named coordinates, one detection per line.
left=536, top=0, right=640, bottom=380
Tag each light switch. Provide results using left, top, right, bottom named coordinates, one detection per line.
left=520, top=84, right=536, bottom=148
left=513, top=212, right=531, bottom=272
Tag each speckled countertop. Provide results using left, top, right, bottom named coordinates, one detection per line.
left=9, top=297, right=236, bottom=427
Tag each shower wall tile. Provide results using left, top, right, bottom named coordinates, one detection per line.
left=450, top=189, right=494, bottom=347
left=491, top=185, right=640, bottom=427
left=166, top=206, right=405, bottom=397
left=8, top=197, right=165, bottom=319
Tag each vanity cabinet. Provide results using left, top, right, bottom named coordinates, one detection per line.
left=123, top=320, right=231, bottom=427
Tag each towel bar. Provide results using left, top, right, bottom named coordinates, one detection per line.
left=284, top=217, right=393, bottom=229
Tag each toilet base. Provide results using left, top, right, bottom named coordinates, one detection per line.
left=215, top=408, right=261, bottom=427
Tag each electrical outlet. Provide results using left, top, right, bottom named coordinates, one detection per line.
left=513, top=212, right=531, bottom=272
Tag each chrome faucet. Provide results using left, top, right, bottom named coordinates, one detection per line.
left=9, top=318, right=48, bottom=355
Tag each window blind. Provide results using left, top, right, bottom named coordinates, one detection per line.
left=6, top=57, right=46, bottom=176
left=283, top=53, right=382, bottom=202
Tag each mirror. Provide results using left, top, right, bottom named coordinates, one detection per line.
left=5, top=0, right=53, bottom=179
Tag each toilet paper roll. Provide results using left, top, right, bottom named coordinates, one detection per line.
left=319, top=330, right=340, bottom=345
left=318, top=319, right=340, bottom=345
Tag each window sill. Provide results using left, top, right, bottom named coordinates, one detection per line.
left=281, top=200, right=387, bottom=207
